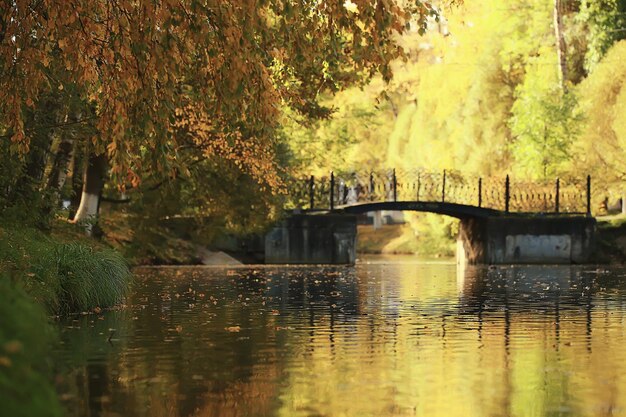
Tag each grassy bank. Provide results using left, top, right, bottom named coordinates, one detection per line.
left=0, top=222, right=132, bottom=417
left=0, top=225, right=132, bottom=314
left=0, top=277, right=63, bottom=417
left=357, top=223, right=456, bottom=257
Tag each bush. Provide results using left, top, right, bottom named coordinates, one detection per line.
left=0, top=225, right=132, bottom=416
left=0, top=276, right=63, bottom=417
left=55, top=243, right=131, bottom=312
left=0, top=225, right=131, bottom=314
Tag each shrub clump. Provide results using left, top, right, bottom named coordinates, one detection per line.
left=0, top=277, right=63, bottom=417
left=54, top=243, right=131, bottom=313
left=0, top=226, right=132, bottom=314
left=0, top=226, right=132, bottom=416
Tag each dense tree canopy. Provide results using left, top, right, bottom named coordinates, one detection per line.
left=1, top=0, right=439, bottom=185
left=279, top=0, right=626, bottom=252
left=0, top=0, right=452, bottom=237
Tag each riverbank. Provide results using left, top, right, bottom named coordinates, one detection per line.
left=356, top=224, right=456, bottom=257
left=595, top=216, right=626, bottom=264
left=0, top=221, right=132, bottom=417
left=0, top=223, right=132, bottom=314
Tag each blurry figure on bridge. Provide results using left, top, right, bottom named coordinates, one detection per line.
left=600, top=196, right=623, bottom=215
left=346, top=186, right=358, bottom=205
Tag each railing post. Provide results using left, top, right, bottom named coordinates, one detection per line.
left=309, top=175, right=315, bottom=210
left=587, top=175, right=591, bottom=216
left=393, top=169, right=397, bottom=202
left=505, top=175, right=510, bottom=213
left=478, top=177, right=482, bottom=208
left=369, top=172, right=374, bottom=201
left=416, top=173, right=421, bottom=202
left=555, top=178, right=560, bottom=213
left=442, top=170, right=446, bottom=202
left=330, top=171, right=335, bottom=211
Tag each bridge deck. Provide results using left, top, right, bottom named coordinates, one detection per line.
left=336, top=201, right=500, bottom=219
left=301, top=200, right=588, bottom=220
left=290, top=169, right=592, bottom=216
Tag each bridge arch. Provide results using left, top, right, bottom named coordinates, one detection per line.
left=335, top=201, right=501, bottom=220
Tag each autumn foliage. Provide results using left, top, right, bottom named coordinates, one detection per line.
left=0, top=0, right=440, bottom=197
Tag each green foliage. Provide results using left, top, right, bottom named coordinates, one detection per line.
left=0, top=223, right=130, bottom=417
left=0, top=85, right=94, bottom=229
left=510, top=66, right=582, bottom=179
left=0, top=225, right=131, bottom=314
left=280, top=80, right=394, bottom=176
left=282, top=0, right=598, bottom=250
left=54, top=243, right=131, bottom=312
left=115, top=156, right=284, bottom=263
left=574, top=40, right=626, bottom=192
left=407, top=213, right=458, bottom=256
left=577, top=0, right=626, bottom=72
left=393, top=0, right=558, bottom=176
left=0, top=133, right=52, bottom=227
left=0, top=276, right=63, bottom=417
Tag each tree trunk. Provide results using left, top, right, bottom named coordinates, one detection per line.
left=38, top=136, right=74, bottom=224
left=46, top=136, right=73, bottom=196
left=68, top=143, right=85, bottom=219
left=73, top=152, right=108, bottom=234
left=554, top=0, right=568, bottom=90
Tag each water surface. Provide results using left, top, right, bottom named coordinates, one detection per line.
left=56, top=258, right=626, bottom=417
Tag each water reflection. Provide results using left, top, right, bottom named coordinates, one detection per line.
left=56, top=262, right=626, bottom=417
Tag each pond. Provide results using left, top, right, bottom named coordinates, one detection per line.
left=55, top=257, right=626, bottom=417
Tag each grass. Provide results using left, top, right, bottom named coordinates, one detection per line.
left=0, top=276, right=63, bottom=417
left=54, top=242, right=131, bottom=312
left=0, top=222, right=132, bottom=417
left=0, top=224, right=132, bottom=314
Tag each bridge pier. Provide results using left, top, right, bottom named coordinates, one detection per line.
left=457, top=216, right=596, bottom=265
left=265, top=212, right=596, bottom=265
left=265, top=214, right=357, bottom=264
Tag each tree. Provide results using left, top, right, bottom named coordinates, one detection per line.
left=0, top=0, right=442, bottom=230
left=575, top=40, right=626, bottom=187
left=577, top=0, right=626, bottom=73
left=509, top=66, right=581, bottom=180
left=554, top=0, right=568, bottom=89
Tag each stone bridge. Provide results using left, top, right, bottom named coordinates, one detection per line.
left=265, top=169, right=596, bottom=265
left=292, top=169, right=592, bottom=216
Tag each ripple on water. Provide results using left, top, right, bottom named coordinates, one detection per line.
left=55, top=263, right=626, bottom=417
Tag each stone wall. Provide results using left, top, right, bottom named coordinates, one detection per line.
left=265, top=214, right=357, bottom=264
left=458, top=216, right=596, bottom=264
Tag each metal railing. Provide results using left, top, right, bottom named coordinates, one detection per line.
left=287, top=169, right=593, bottom=216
